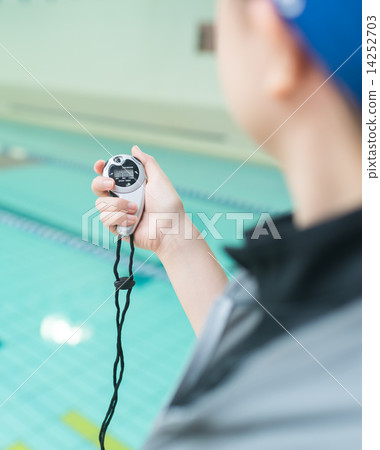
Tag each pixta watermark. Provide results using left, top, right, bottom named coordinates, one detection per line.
left=82, top=205, right=281, bottom=249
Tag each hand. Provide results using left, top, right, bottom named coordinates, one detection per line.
left=91, top=145, right=187, bottom=255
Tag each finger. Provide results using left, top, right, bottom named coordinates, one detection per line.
left=132, top=145, right=173, bottom=196
left=100, top=211, right=137, bottom=227
left=91, top=176, right=115, bottom=197
left=95, top=197, right=138, bottom=213
left=109, top=225, right=118, bottom=236
left=94, top=160, right=106, bottom=175
left=132, top=145, right=161, bottom=178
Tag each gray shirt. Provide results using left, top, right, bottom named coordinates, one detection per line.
left=143, top=270, right=361, bottom=449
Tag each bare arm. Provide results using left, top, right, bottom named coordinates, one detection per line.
left=156, top=216, right=228, bottom=335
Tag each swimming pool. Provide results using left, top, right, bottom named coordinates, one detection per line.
left=0, top=119, right=291, bottom=449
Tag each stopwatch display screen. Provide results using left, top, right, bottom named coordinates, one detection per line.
left=114, top=168, right=134, bottom=178
left=109, top=161, right=140, bottom=187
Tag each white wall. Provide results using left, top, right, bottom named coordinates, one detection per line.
left=0, top=0, right=223, bottom=107
left=0, top=0, right=275, bottom=164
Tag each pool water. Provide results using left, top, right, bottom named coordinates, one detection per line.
left=0, top=119, right=291, bottom=449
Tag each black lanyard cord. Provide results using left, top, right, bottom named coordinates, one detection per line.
left=99, top=234, right=135, bottom=449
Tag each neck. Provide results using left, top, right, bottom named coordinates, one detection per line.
left=271, top=89, right=362, bottom=228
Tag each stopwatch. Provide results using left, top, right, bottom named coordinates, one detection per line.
left=103, top=154, right=146, bottom=236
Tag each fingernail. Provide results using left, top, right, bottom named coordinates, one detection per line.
left=104, top=179, right=113, bottom=189
left=128, top=202, right=137, bottom=212
left=127, top=214, right=137, bottom=224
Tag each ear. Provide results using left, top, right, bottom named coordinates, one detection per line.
left=247, top=0, right=308, bottom=99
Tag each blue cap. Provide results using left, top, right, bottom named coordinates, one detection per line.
left=272, top=0, right=362, bottom=105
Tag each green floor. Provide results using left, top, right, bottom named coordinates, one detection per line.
left=0, top=119, right=291, bottom=449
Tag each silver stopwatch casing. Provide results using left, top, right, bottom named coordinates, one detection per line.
left=103, top=154, right=146, bottom=237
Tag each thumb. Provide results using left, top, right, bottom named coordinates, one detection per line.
left=132, top=145, right=161, bottom=178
